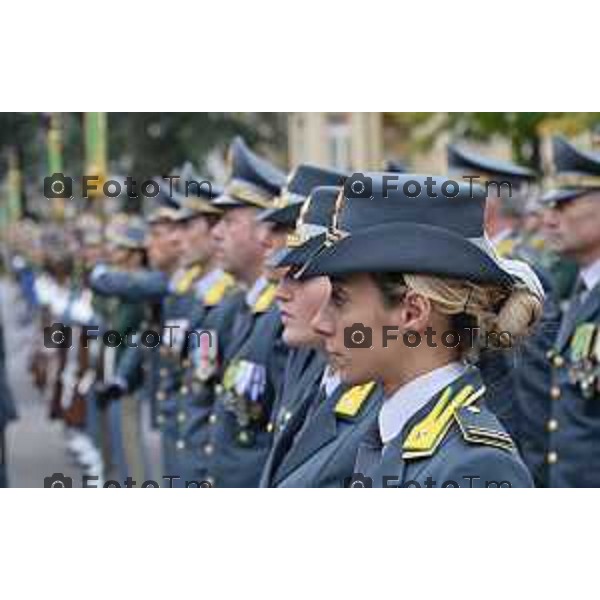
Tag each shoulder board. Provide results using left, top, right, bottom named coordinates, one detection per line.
left=402, top=383, right=486, bottom=460
left=175, top=265, right=203, bottom=295
left=454, top=405, right=515, bottom=452
left=204, top=272, right=236, bottom=306
left=251, top=282, right=277, bottom=313
left=335, top=381, right=376, bottom=419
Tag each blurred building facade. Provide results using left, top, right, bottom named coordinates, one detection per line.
left=288, top=113, right=383, bottom=171
left=288, top=112, right=518, bottom=174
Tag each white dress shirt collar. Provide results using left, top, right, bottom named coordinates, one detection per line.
left=490, top=227, right=513, bottom=248
left=320, top=365, right=341, bottom=397
left=245, top=275, right=269, bottom=308
left=378, top=361, right=467, bottom=445
left=580, top=258, right=600, bottom=293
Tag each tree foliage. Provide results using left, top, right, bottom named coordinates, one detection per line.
left=388, top=112, right=600, bottom=169
left=0, top=112, right=287, bottom=189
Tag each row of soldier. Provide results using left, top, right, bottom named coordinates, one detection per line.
left=4, top=133, right=600, bottom=487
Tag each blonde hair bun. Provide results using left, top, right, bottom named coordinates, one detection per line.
left=401, top=273, right=544, bottom=350
left=491, top=286, right=543, bottom=340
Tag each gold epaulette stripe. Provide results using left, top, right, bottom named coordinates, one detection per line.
left=458, top=430, right=515, bottom=451
left=454, top=409, right=516, bottom=452
left=463, top=427, right=512, bottom=441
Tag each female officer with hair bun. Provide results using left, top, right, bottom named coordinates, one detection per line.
left=298, top=173, right=543, bottom=488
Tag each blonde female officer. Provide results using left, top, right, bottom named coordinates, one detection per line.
left=300, top=173, right=543, bottom=488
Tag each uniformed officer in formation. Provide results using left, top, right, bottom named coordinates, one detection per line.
left=295, top=173, right=544, bottom=487
left=151, top=181, right=238, bottom=486
left=198, top=137, right=290, bottom=487
left=448, top=143, right=578, bottom=298
left=262, top=185, right=382, bottom=487
left=89, top=191, right=180, bottom=456
left=90, top=184, right=236, bottom=486
left=448, top=143, right=537, bottom=257
left=521, top=136, right=600, bottom=486
left=446, top=144, right=570, bottom=456
left=77, top=215, right=147, bottom=483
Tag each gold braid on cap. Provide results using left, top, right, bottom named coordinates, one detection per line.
left=225, top=178, right=275, bottom=209
left=290, top=189, right=349, bottom=277
left=147, top=207, right=180, bottom=223
left=273, top=169, right=300, bottom=208
left=325, top=188, right=349, bottom=246
left=184, top=197, right=223, bottom=215
left=286, top=223, right=330, bottom=249
left=285, top=195, right=312, bottom=248
left=273, top=189, right=305, bottom=208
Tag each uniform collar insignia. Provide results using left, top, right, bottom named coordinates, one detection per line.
left=247, top=277, right=277, bottom=313
left=335, top=381, right=376, bottom=419
left=401, top=369, right=485, bottom=460
left=171, top=264, right=204, bottom=294
left=197, top=269, right=236, bottom=306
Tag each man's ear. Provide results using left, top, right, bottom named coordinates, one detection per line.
left=397, top=290, right=432, bottom=334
